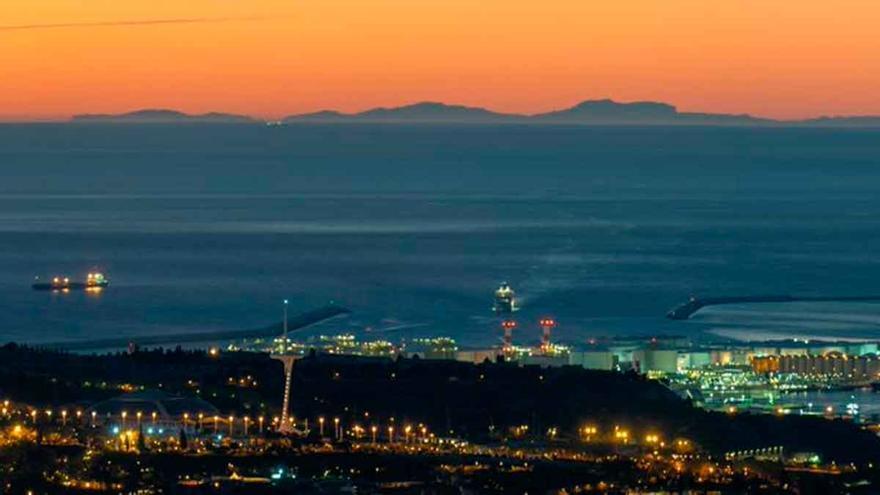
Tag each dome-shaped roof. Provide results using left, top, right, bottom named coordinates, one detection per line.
left=88, top=390, right=218, bottom=420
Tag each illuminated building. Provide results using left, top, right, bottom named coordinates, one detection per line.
left=633, top=349, right=679, bottom=373
left=568, top=350, right=615, bottom=370
left=752, top=352, right=880, bottom=380
left=87, top=390, right=218, bottom=432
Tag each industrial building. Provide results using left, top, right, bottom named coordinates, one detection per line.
left=633, top=349, right=679, bottom=373
left=752, top=352, right=880, bottom=380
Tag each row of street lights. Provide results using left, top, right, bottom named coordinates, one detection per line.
left=316, top=415, right=428, bottom=444
left=178, top=413, right=267, bottom=436
left=18, top=405, right=433, bottom=443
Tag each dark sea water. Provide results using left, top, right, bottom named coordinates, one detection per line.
left=1, top=124, right=880, bottom=347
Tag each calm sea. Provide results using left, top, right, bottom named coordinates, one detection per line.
left=1, top=124, right=880, bottom=347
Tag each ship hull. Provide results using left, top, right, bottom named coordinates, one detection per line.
left=32, top=282, right=109, bottom=291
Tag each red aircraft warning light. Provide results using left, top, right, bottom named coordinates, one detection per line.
left=539, top=318, right=557, bottom=350
left=502, top=320, right=517, bottom=352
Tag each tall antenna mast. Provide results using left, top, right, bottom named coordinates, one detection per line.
left=283, top=299, right=289, bottom=345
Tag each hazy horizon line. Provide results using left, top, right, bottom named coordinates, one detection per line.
left=2, top=98, right=880, bottom=124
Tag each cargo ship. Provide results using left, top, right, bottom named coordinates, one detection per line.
left=493, top=282, right=518, bottom=314
left=32, top=272, right=109, bottom=291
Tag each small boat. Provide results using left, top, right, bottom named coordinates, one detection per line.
left=33, top=272, right=109, bottom=291
left=493, top=282, right=518, bottom=314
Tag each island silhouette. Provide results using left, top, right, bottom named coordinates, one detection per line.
left=71, top=99, right=880, bottom=126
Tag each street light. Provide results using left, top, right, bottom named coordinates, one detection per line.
left=214, top=415, right=219, bottom=432
left=244, top=416, right=250, bottom=436
left=91, top=411, right=97, bottom=427
left=229, top=415, right=234, bottom=436
left=388, top=426, right=394, bottom=443
left=371, top=425, right=378, bottom=444
left=334, top=417, right=340, bottom=440
left=61, top=410, right=68, bottom=426
left=258, top=416, right=265, bottom=434
left=152, top=411, right=158, bottom=425
left=319, top=416, right=325, bottom=437
left=121, top=411, right=127, bottom=430
left=136, top=411, right=142, bottom=428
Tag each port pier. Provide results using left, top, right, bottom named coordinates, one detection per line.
left=667, top=295, right=880, bottom=320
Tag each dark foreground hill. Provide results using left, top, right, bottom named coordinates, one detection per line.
left=0, top=344, right=877, bottom=463
left=289, top=354, right=880, bottom=463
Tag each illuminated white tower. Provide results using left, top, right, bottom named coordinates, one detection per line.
left=270, top=299, right=299, bottom=434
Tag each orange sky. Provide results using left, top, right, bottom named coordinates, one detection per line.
left=1, top=0, right=879, bottom=120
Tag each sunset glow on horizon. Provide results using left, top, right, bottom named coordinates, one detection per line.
left=2, top=0, right=879, bottom=120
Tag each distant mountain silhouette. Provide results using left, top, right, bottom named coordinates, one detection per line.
left=283, top=99, right=771, bottom=125
left=67, top=100, right=880, bottom=126
left=532, top=99, right=677, bottom=122
left=72, top=109, right=256, bottom=124
left=530, top=99, right=770, bottom=125
left=285, top=102, right=516, bottom=123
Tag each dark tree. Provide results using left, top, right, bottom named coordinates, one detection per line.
left=179, top=427, right=188, bottom=450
